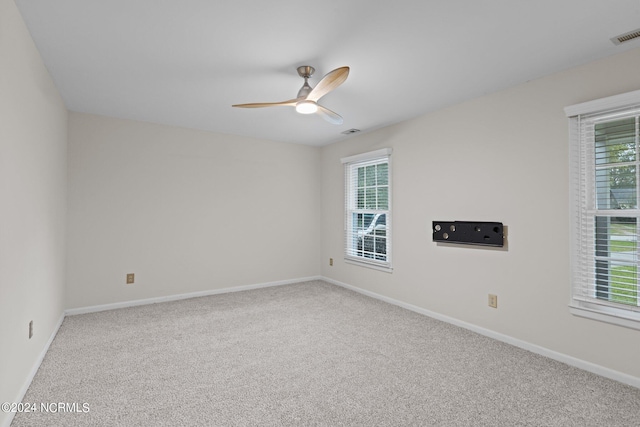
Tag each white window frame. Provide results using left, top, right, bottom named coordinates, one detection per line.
left=565, top=89, right=640, bottom=330
left=341, top=148, right=392, bottom=272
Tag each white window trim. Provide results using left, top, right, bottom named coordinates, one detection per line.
left=564, top=89, right=640, bottom=117
left=341, top=148, right=393, bottom=272
left=341, top=148, right=392, bottom=165
left=565, top=89, right=640, bottom=330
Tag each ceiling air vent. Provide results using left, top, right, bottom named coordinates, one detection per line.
left=341, top=128, right=360, bottom=135
left=611, top=28, right=640, bottom=45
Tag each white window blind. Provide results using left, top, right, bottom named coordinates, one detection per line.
left=342, top=148, right=392, bottom=271
left=567, top=90, right=640, bottom=329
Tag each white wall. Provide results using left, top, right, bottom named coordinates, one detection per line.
left=321, top=47, right=640, bottom=379
left=0, top=0, right=68, bottom=424
left=3, top=0, right=640, bottom=418
left=66, top=113, right=321, bottom=308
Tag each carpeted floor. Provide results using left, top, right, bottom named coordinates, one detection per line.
left=12, top=280, right=640, bottom=426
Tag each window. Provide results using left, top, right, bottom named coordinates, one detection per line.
left=341, top=148, right=392, bottom=271
left=566, top=89, right=640, bottom=329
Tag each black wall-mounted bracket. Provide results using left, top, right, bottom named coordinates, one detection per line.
left=432, top=221, right=504, bottom=247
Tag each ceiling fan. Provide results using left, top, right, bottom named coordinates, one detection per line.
left=232, top=66, right=349, bottom=125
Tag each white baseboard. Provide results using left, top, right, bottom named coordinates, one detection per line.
left=65, top=276, right=322, bottom=316
left=2, top=313, right=65, bottom=427
left=321, top=276, right=640, bottom=390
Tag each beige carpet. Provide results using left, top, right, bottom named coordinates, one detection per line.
left=12, top=280, right=640, bottom=426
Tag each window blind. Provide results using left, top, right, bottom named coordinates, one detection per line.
left=570, top=107, right=640, bottom=317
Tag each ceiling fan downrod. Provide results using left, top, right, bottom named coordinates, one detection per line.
left=296, top=65, right=315, bottom=98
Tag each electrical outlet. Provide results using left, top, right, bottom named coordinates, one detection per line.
left=126, top=273, right=135, bottom=284
left=329, top=258, right=333, bottom=266
left=488, top=294, right=498, bottom=308
left=29, top=320, right=33, bottom=339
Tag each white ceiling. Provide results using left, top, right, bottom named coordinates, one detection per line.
left=14, top=0, right=640, bottom=146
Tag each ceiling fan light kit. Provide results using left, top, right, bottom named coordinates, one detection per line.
left=295, top=100, right=318, bottom=114
left=232, top=65, right=349, bottom=124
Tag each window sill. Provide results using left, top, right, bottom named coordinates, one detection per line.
left=569, top=302, right=640, bottom=331
left=344, top=257, right=393, bottom=273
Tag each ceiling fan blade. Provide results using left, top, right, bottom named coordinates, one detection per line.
left=232, top=98, right=301, bottom=108
left=317, top=105, right=344, bottom=125
left=306, top=66, right=349, bottom=102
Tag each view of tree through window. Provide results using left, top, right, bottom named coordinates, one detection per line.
left=594, top=117, right=639, bottom=306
